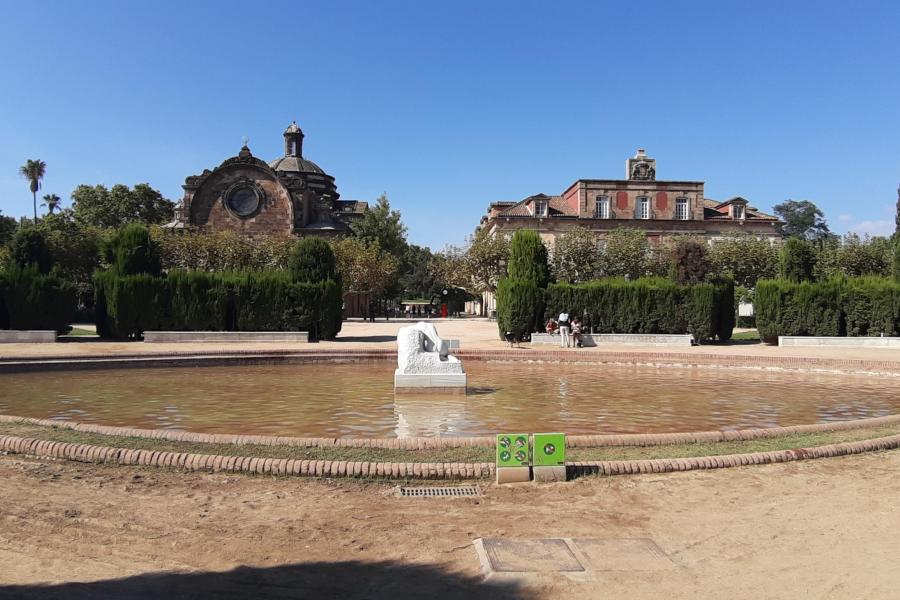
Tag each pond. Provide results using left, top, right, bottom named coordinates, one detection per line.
left=1, top=362, right=897, bottom=438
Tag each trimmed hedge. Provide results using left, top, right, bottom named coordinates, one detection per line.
left=95, top=270, right=341, bottom=340
left=0, top=264, right=76, bottom=332
left=544, top=277, right=735, bottom=342
left=756, top=277, right=900, bottom=341
left=496, top=278, right=544, bottom=340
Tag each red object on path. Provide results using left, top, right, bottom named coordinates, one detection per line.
left=441, top=304, right=448, bottom=318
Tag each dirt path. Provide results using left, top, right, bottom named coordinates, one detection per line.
left=1, top=452, right=899, bottom=599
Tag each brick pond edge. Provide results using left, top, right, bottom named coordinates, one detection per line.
left=2, top=430, right=900, bottom=480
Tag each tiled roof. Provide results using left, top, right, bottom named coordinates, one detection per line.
left=336, top=200, right=368, bottom=214
left=703, top=198, right=778, bottom=221
left=494, top=194, right=575, bottom=218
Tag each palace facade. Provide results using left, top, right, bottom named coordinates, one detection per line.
left=478, top=149, right=781, bottom=247
left=170, top=122, right=367, bottom=237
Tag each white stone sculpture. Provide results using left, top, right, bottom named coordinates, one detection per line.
left=394, top=322, right=466, bottom=388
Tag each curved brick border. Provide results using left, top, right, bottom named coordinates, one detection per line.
left=2, top=431, right=899, bottom=480
left=0, top=433, right=494, bottom=480
left=4, top=412, right=900, bottom=449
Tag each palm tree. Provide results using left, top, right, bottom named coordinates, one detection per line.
left=19, top=159, right=47, bottom=220
left=42, top=193, right=61, bottom=215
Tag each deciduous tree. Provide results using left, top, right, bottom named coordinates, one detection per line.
left=551, top=226, right=600, bottom=284
left=773, top=199, right=832, bottom=242
left=72, top=183, right=174, bottom=228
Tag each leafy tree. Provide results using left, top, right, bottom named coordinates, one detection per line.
left=598, top=227, right=650, bottom=280
left=463, top=227, right=509, bottom=294
left=708, top=234, right=779, bottom=288
left=895, top=183, right=900, bottom=241
left=330, top=237, right=399, bottom=298
left=19, top=159, right=46, bottom=220
left=0, top=211, right=18, bottom=245
left=551, top=226, right=600, bottom=284
left=814, top=234, right=892, bottom=280
left=72, top=183, right=175, bottom=228
left=350, top=193, right=408, bottom=258
left=672, top=238, right=711, bottom=285
left=34, top=210, right=104, bottom=316
left=7, top=226, right=53, bottom=273
left=773, top=199, right=832, bottom=242
left=105, top=223, right=161, bottom=276
left=399, top=244, right=439, bottom=299
left=152, top=228, right=294, bottom=272
left=779, top=237, right=816, bottom=282
left=41, top=193, right=61, bottom=215
left=289, top=237, right=339, bottom=283
left=508, top=230, right=550, bottom=287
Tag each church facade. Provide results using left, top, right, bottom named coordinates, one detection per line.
left=478, top=149, right=782, bottom=247
left=170, top=122, right=366, bottom=237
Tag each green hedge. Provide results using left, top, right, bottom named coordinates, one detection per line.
left=756, top=277, right=900, bottom=341
left=496, top=278, right=544, bottom=340
left=0, top=265, right=76, bottom=332
left=544, top=277, right=734, bottom=342
left=95, top=270, right=341, bottom=340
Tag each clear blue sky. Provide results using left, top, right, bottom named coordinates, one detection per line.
left=1, top=0, right=898, bottom=249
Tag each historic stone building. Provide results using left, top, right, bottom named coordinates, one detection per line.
left=478, top=149, right=781, bottom=247
left=170, top=122, right=366, bottom=237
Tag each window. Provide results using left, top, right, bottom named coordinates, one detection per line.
left=594, top=196, right=610, bottom=219
left=534, top=200, right=548, bottom=217
left=637, top=196, right=650, bottom=220
left=675, top=197, right=689, bottom=220
left=733, top=204, right=745, bottom=220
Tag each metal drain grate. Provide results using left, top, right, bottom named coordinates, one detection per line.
left=397, top=485, right=482, bottom=497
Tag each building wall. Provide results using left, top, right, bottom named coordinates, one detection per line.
left=570, top=180, right=705, bottom=221
left=189, top=165, right=295, bottom=237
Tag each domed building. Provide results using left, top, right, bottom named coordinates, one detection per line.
left=170, top=122, right=366, bottom=237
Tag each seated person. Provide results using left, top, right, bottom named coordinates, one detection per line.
left=572, top=317, right=583, bottom=348
left=545, top=318, right=558, bottom=335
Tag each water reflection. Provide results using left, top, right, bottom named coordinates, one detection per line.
left=0, top=362, right=897, bottom=438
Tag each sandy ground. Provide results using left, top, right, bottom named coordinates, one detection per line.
left=2, top=319, right=899, bottom=364
left=1, top=452, right=899, bottom=599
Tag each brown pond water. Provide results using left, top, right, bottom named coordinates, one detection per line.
left=1, top=362, right=898, bottom=438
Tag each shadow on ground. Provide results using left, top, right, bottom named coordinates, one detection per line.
left=0, top=560, right=534, bottom=600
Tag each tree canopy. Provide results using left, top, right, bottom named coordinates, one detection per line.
left=72, top=183, right=175, bottom=229
left=350, top=193, right=408, bottom=258
left=551, top=226, right=600, bottom=284
left=773, top=199, right=832, bottom=241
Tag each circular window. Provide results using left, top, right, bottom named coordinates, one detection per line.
left=226, top=186, right=260, bottom=217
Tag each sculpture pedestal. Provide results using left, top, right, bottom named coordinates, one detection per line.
left=394, top=371, right=467, bottom=389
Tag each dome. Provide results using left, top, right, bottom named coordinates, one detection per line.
left=268, top=155, right=326, bottom=174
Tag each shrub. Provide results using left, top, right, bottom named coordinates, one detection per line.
left=893, top=238, right=900, bottom=282
left=672, top=239, right=711, bottom=285
left=496, top=278, right=544, bottom=340
left=779, top=238, right=816, bottom=282
left=544, top=277, right=734, bottom=342
left=755, top=277, right=900, bottom=342
left=0, top=264, right=76, bottom=331
left=7, top=227, right=53, bottom=274
left=289, top=237, right=339, bottom=284
left=508, top=230, right=550, bottom=287
left=93, top=271, right=165, bottom=338
left=107, top=223, right=161, bottom=276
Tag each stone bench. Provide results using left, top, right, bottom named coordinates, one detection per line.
left=779, top=336, right=900, bottom=348
left=0, top=330, right=57, bottom=343
left=530, top=333, right=693, bottom=347
left=143, top=331, right=310, bottom=343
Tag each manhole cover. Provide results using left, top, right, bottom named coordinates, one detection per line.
left=397, top=485, right=482, bottom=497
left=480, top=538, right=585, bottom=573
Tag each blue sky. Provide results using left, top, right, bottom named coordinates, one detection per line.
left=1, top=0, right=898, bottom=249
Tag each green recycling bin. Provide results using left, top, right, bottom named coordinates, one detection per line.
left=533, top=433, right=566, bottom=466
left=496, top=433, right=530, bottom=468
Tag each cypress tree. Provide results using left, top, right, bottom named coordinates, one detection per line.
left=779, top=237, right=816, bottom=283
left=507, top=230, right=550, bottom=287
